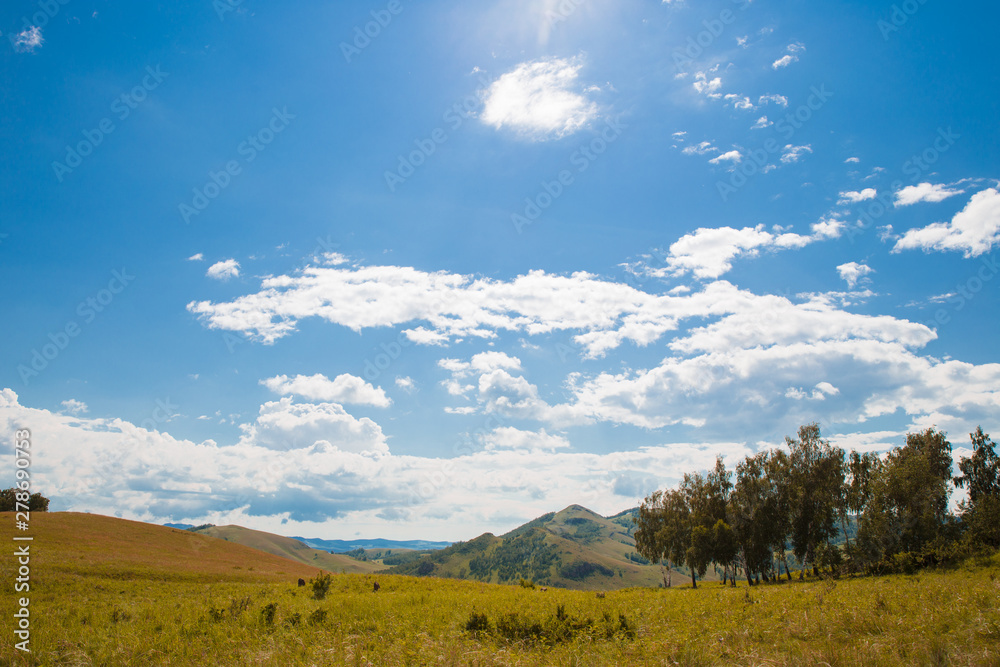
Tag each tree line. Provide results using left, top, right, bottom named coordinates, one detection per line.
left=634, top=424, right=999, bottom=588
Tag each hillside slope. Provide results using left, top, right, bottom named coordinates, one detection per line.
left=388, top=505, right=697, bottom=590
left=189, top=524, right=385, bottom=574
left=8, top=512, right=342, bottom=582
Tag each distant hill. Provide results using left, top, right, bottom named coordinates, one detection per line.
left=387, top=504, right=697, bottom=591
left=292, top=536, right=452, bottom=553
left=187, top=524, right=385, bottom=574
left=11, top=512, right=341, bottom=582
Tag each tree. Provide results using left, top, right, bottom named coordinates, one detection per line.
left=785, top=424, right=845, bottom=577
left=634, top=489, right=689, bottom=588
left=0, top=489, right=50, bottom=512
left=858, top=428, right=953, bottom=564
left=954, top=427, right=1000, bottom=549
left=729, top=452, right=785, bottom=585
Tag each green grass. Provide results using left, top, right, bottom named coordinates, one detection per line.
left=3, top=513, right=999, bottom=665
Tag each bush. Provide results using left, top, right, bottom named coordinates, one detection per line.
left=519, top=578, right=535, bottom=589
left=308, top=608, right=328, bottom=626
left=260, top=602, right=277, bottom=626
left=462, top=605, right=636, bottom=645
left=311, top=572, right=332, bottom=600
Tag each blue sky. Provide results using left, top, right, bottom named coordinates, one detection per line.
left=2, top=0, right=998, bottom=541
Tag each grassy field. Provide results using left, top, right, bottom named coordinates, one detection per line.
left=3, top=513, right=999, bottom=665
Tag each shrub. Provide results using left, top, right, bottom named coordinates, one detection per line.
left=519, top=578, right=535, bottom=589
left=308, top=608, right=328, bottom=626
left=311, top=572, right=332, bottom=600
left=464, top=611, right=492, bottom=636
left=260, top=602, right=278, bottom=626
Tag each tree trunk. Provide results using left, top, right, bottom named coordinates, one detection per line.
left=659, top=561, right=669, bottom=588
left=690, top=568, right=697, bottom=589
left=841, top=515, right=852, bottom=549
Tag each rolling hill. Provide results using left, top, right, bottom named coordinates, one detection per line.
left=9, top=512, right=344, bottom=582
left=187, top=524, right=385, bottom=574
left=387, top=504, right=698, bottom=590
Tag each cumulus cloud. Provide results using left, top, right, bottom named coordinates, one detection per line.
left=0, top=386, right=766, bottom=539
left=480, top=56, right=598, bottom=140
left=751, top=116, right=772, bottom=129
left=60, top=399, right=88, bottom=415
left=837, top=262, right=875, bottom=288
left=895, top=182, right=966, bottom=207
left=709, top=150, right=742, bottom=165
left=188, top=253, right=204, bottom=262
left=838, top=189, right=877, bottom=204
left=261, top=373, right=391, bottom=408
left=772, top=55, right=797, bottom=69
left=206, top=259, right=241, bottom=281
left=781, top=144, right=812, bottom=163
left=239, top=398, right=389, bottom=454
left=682, top=141, right=718, bottom=156
left=693, top=71, right=723, bottom=96
left=893, top=188, right=1000, bottom=256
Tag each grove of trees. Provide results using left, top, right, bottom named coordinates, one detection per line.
left=634, top=424, right=999, bottom=587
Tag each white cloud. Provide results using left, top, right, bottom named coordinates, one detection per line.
left=395, top=376, right=416, bottom=392
left=758, top=94, right=788, bottom=107
left=188, top=253, right=204, bottom=262
left=482, top=427, right=570, bottom=451
left=206, top=259, right=241, bottom=281
left=480, top=56, right=598, bottom=140
left=682, top=141, right=718, bottom=156
left=772, top=55, right=797, bottom=69
left=781, top=144, right=812, bottom=163
left=693, top=72, right=723, bottom=96
left=838, top=189, right=877, bottom=204
left=837, top=262, right=874, bottom=288
left=240, top=398, right=388, bottom=454
left=671, top=131, right=687, bottom=139
left=709, top=150, right=742, bottom=165
left=60, top=399, right=88, bottom=415
left=895, top=182, right=966, bottom=207
left=261, top=373, right=391, bottom=408
left=893, top=188, right=1000, bottom=257
left=845, top=157, right=860, bottom=164
left=751, top=116, right=772, bottom=129
left=13, top=26, right=43, bottom=53
left=658, top=225, right=812, bottom=279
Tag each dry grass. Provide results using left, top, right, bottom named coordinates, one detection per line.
left=2, top=513, right=998, bottom=666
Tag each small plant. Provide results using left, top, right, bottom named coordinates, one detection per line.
left=208, top=607, right=226, bottom=622
left=308, top=608, right=328, bottom=626
left=260, top=602, right=278, bottom=626
left=311, top=571, right=333, bottom=600
left=285, top=612, right=301, bottom=627
left=464, top=611, right=492, bottom=636
left=519, top=578, right=535, bottom=589
left=110, top=609, right=130, bottom=624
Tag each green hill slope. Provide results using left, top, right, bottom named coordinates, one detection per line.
left=189, top=524, right=385, bottom=574
left=388, top=504, right=696, bottom=590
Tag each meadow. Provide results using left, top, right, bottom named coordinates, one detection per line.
left=2, top=513, right=999, bottom=666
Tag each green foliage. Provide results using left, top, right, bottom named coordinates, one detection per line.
left=519, top=578, right=535, bottom=589
left=559, top=561, right=614, bottom=581
left=310, top=571, right=332, bottom=600
left=463, top=604, right=636, bottom=645
left=259, top=602, right=277, bottom=626
left=0, top=488, right=51, bottom=512
left=307, top=608, right=327, bottom=626
left=344, top=548, right=368, bottom=561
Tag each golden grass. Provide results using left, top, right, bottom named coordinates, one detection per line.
left=2, top=513, right=998, bottom=666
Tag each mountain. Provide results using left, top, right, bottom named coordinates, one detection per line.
left=187, top=524, right=385, bottom=574
left=291, top=536, right=452, bottom=552
left=16, top=512, right=338, bottom=582
left=387, top=504, right=697, bottom=591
